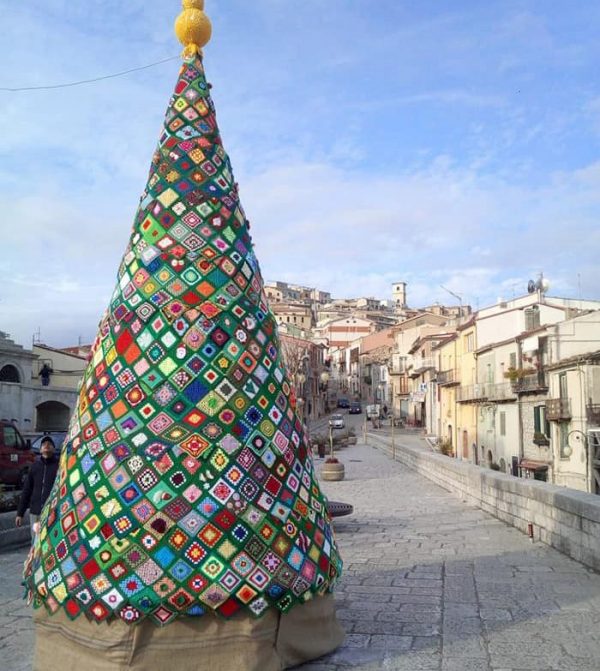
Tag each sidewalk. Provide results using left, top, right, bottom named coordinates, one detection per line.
left=2, top=440, right=600, bottom=671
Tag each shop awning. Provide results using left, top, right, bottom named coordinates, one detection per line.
left=519, top=459, right=549, bottom=471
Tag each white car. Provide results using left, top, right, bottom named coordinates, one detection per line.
left=329, top=414, right=345, bottom=429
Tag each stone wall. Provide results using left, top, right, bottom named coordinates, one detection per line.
left=368, top=432, right=600, bottom=572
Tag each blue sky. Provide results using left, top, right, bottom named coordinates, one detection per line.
left=1, top=0, right=600, bottom=347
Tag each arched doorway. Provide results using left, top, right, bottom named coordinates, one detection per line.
left=462, top=430, right=468, bottom=459
left=0, top=364, right=21, bottom=383
left=35, top=401, right=71, bottom=432
left=499, top=458, right=506, bottom=473
left=486, top=449, right=493, bottom=467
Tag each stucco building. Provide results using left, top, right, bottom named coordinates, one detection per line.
left=0, top=333, right=85, bottom=437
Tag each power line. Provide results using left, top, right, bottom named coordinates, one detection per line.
left=0, top=55, right=179, bottom=92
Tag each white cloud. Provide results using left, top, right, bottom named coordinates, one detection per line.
left=2, top=1, right=600, bottom=348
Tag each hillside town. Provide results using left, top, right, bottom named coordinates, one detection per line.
left=270, top=277, right=600, bottom=495
left=3, top=277, right=599, bottom=496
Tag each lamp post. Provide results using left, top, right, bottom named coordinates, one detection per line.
left=320, top=371, right=330, bottom=415
left=297, top=371, right=306, bottom=423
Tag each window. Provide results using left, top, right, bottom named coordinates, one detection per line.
left=509, top=352, right=517, bottom=369
left=559, top=422, right=570, bottom=458
left=3, top=425, right=23, bottom=449
left=559, top=372, right=568, bottom=399
left=466, top=333, right=474, bottom=352
left=533, top=405, right=549, bottom=436
left=499, top=412, right=506, bottom=436
left=525, top=306, right=540, bottom=331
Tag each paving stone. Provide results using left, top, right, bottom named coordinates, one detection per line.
left=369, top=635, right=413, bottom=651
left=442, top=659, right=491, bottom=671
left=382, top=652, right=441, bottom=670
left=401, top=623, right=442, bottom=637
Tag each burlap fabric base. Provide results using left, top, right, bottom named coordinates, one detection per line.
left=33, top=593, right=343, bottom=671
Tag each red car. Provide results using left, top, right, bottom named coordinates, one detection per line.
left=0, top=421, right=35, bottom=488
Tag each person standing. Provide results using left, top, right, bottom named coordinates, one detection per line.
left=15, top=437, right=59, bottom=538
left=39, top=364, right=53, bottom=387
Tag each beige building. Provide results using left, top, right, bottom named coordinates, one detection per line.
left=408, top=331, right=454, bottom=432
left=454, top=318, right=478, bottom=462
left=435, top=334, right=459, bottom=454
left=543, top=312, right=600, bottom=493
left=316, top=316, right=376, bottom=349
left=279, top=334, right=327, bottom=421
left=388, top=312, right=448, bottom=422
left=271, top=302, right=313, bottom=331
left=265, top=286, right=284, bottom=303
left=358, top=328, right=395, bottom=403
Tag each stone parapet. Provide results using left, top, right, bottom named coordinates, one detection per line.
left=368, top=432, right=600, bottom=572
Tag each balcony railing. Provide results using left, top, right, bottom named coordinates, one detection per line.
left=511, top=372, right=548, bottom=394
left=586, top=403, right=600, bottom=426
left=546, top=398, right=571, bottom=421
left=437, top=369, right=460, bottom=386
left=457, top=384, right=488, bottom=402
left=486, top=382, right=517, bottom=402
left=390, top=357, right=408, bottom=375
left=409, top=357, right=436, bottom=377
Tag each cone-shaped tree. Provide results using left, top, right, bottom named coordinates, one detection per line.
left=25, top=4, right=342, bottom=626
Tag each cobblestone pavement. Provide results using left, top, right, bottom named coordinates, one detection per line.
left=2, top=435, right=600, bottom=670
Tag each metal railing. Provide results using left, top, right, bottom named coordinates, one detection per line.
left=486, top=382, right=517, bottom=402
left=437, top=369, right=460, bottom=386
left=511, top=372, right=547, bottom=393
left=409, top=357, right=436, bottom=376
left=546, top=398, right=571, bottom=421
left=457, top=384, right=488, bottom=402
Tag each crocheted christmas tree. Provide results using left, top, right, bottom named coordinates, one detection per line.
left=25, top=4, right=342, bottom=626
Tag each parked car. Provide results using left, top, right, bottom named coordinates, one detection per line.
left=31, top=431, right=67, bottom=454
left=349, top=402, right=362, bottom=414
left=328, top=414, right=345, bottom=429
left=0, top=421, right=35, bottom=488
left=336, top=398, right=350, bottom=409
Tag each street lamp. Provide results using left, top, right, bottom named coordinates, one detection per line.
left=320, top=371, right=330, bottom=414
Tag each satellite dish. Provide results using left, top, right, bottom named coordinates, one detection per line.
left=540, top=278, right=550, bottom=293
left=527, top=280, right=536, bottom=294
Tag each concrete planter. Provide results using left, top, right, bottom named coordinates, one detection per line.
left=321, top=461, right=345, bottom=481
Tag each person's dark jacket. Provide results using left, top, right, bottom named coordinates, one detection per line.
left=17, top=455, right=59, bottom=516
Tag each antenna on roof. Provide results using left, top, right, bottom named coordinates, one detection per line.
left=440, top=285, right=464, bottom=320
